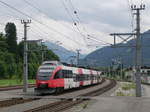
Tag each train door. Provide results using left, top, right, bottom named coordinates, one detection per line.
left=63, top=70, right=73, bottom=89
left=78, top=68, right=83, bottom=86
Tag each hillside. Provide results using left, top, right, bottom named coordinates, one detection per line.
left=80, top=30, right=150, bottom=67
left=45, top=41, right=86, bottom=63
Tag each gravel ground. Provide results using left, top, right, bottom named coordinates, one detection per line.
left=64, top=82, right=150, bottom=112
left=142, top=84, right=150, bottom=97
left=0, top=88, right=34, bottom=101
left=63, top=81, right=119, bottom=112
left=111, top=82, right=135, bottom=96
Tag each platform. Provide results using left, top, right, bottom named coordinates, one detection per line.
left=82, top=96, right=150, bottom=112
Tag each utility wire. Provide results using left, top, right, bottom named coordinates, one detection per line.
left=0, top=0, right=83, bottom=46
left=127, top=0, right=135, bottom=32
left=22, top=0, right=86, bottom=46
left=31, top=22, right=59, bottom=41
left=87, top=35, right=112, bottom=46
left=66, top=0, right=115, bottom=48
left=68, top=0, right=87, bottom=33
left=66, top=0, right=89, bottom=46
left=60, top=1, right=87, bottom=37
left=22, top=0, right=80, bottom=35
left=23, top=0, right=43, bottom=13
left=68, top=0, right=80, bottom=24
left=61, top=0, right=89, bottom=47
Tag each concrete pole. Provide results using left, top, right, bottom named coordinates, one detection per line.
left=76, top=49, right=80, bottom=66
left=135, top=9, right=141, bottom=97
left=21, top=20, right=31, bottom=93
left=41, top=42, right=44, bottom=63
left=131, top=4, right=145, bottom=97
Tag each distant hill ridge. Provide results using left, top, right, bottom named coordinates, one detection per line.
left=45, top=41, right=86, bottom=63
left=80, top=30, right=150, bottom=67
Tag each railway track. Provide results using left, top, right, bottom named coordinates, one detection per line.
left=0, top=98, right=39, bottom=108
left=0, top=79, right=105, bottom=109
left=24, top=79, right=116, bottom=112
left=0, top=84, right=35, bottom=91
left=0, top=78, right=114, bottom=111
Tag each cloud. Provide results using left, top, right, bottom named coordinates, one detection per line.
left=0, top=0, right=150, bottom=54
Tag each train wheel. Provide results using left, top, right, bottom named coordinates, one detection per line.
left=55, top=88, right=60, bottom=94
left=60, top=87, right=64, bottom=93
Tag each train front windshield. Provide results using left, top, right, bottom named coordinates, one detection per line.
left=38, top=72, right=52, bottom=80
left=37, top=63, right=56, bottom=80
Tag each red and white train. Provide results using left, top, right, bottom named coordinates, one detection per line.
left=35, top=61, right=102, bottom=94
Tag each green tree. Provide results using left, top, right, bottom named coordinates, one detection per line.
left=0, top=61, right=7, bottom=79
left=5, top=22, right=17, bottom=54
left=5, top=53, right=15, bottom=64
left=0, top=33, right=8, bottom=52
left=0, top=33, right=6, bottom=41
left=0, top=23, right=60, bottom=80
left=18, top=41, right=24, bottom=59
left=45, top=50, right=59, bottom=61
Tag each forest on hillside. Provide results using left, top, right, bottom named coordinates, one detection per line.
left=0, top=22, right=59, bottom=80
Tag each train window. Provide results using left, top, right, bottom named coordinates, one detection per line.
left=73, top=74, right=77, bottom=81
left=54, top=70, right=63, bottom=79
left=62, top=70, right=67, bottom=78
left=38, top=72, right=52, bottom=80
left=62, top=70, right=73, bottom=78
left=78, top=75, right=83, bottom=81
left=69, top=70, right=73, bottom=78
left=76, top=75, right=80, bottom=81
left=147, top=71, right=150, bottom=76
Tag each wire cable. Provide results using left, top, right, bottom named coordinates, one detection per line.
left=0, top=0, right=83, bottom=46
left=22, top=0, right=80, bottom=35
left=60, top=0, right=88, bottom=46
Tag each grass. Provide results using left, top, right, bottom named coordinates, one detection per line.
left=116, top=91, right=125, bottom=96
left=81, top=102, right=89, bottom=109
left=0, top=79, right=35, bottom=87
left=116, top=91, right=135, bottom=96
left=121, top=83, right=135, bottom=90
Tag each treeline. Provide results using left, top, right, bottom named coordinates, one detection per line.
left=0, top=22, right=59, bottom=79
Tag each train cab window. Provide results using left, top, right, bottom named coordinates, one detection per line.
left=54, top=70, right=63, bottom=79
left=38, top=72, right=52, bottom=80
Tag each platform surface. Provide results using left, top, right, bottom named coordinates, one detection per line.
left=81, top=84, right=150, bottom=112
left=82, top=96, right=150, bottom=112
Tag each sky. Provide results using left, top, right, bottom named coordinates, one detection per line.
left=0, top=0, right=150, bottom=54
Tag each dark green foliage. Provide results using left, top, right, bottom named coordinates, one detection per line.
left=0, top=61, right=7, bottom=79
left=45, top=50, right=59, bottom=61
left=4, top=52, right=15, bottom=64
left=18, top=41, right=24, bottom=59
left=0, top=33, right=8, bottom=52
left=28, top=63, right=39, bottom=79
left=0, top=22, right=60, bottom=80
left=5, top=22, right=17, bottom=54
left=6, top=63, right=17, bottom=78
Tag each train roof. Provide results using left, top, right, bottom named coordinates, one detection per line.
left=42, top=61, right=61, bottom=65
left=42, top=61, right=100, bottom=72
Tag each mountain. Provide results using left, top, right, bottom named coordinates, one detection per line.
left=45, top=41, right=86, bottom=63
left=80, top=30, right=150, bottom=67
